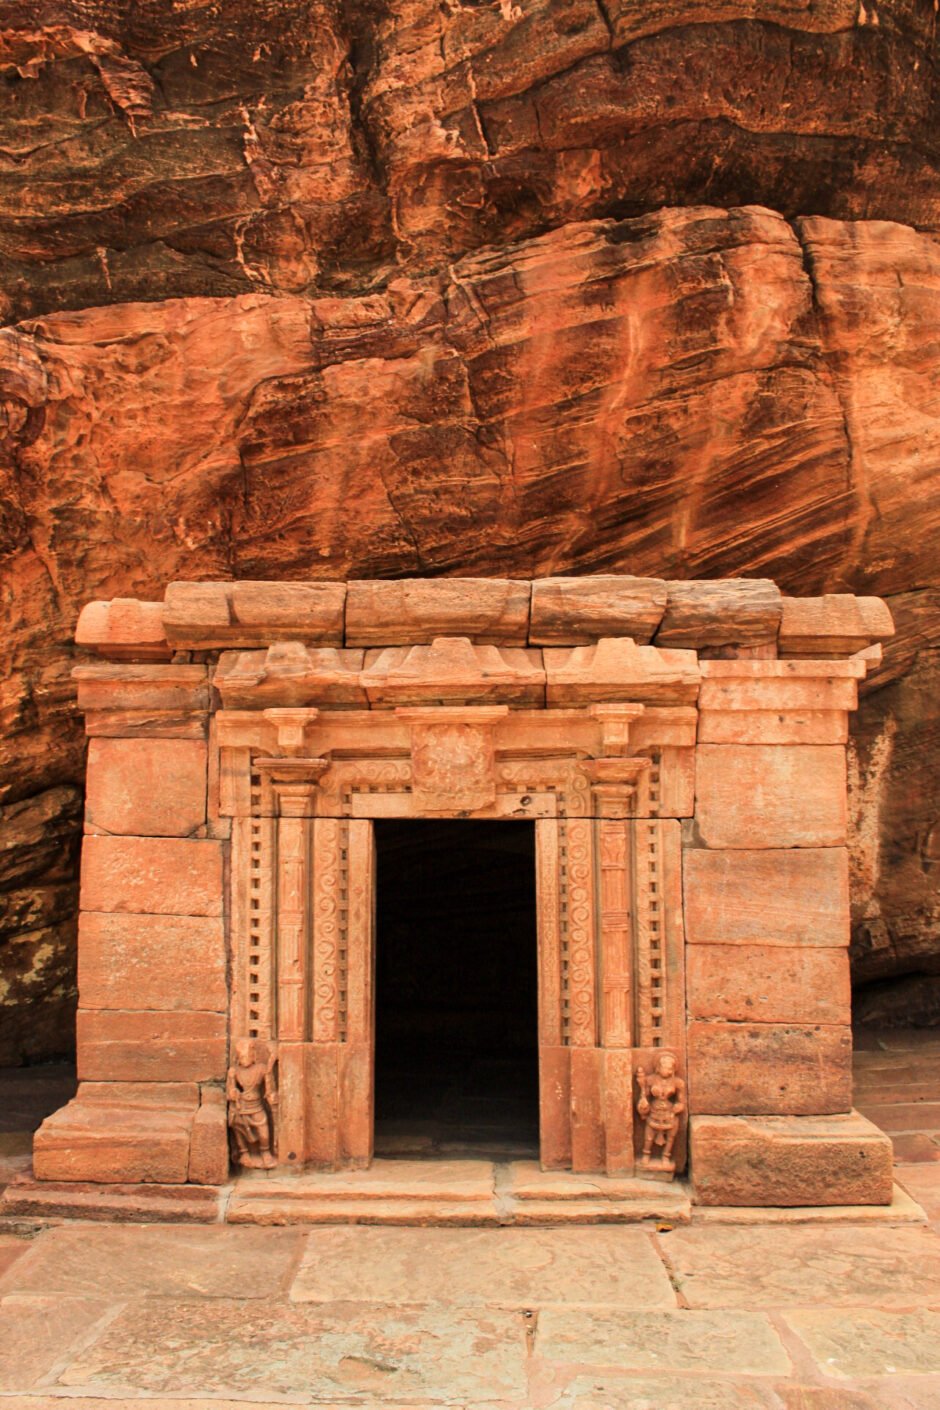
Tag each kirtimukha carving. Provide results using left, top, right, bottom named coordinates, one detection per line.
left=226, top=1037, right=279, bottom=1169
left=636, top=1051, right=686, bottom=1178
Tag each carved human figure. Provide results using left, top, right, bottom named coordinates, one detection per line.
left=226, top=1038, right=279, bottom=1169
left=636, top=1051, right=686, bottom=1174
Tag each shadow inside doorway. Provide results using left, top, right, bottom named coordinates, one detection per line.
left=373, top=819, right=539, bottom=1160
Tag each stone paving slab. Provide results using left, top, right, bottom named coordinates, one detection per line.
left=534, top=1307, right=792, bottom=1376
left=784, top=1309, right=940, bottom=1377
left=541, top=1377, right=902, bottom=1409
left=0, top=1295, right=114, bottom=1392
left=55, top=1297, right=529, bottom=1402
left=0, top=1225, right=304, bottom=1301
left=0, top=1241, right=28, bottom=1281
left=898, top=1164, right=940, bottom=1221
left=291, top=1226, right=676, bottom=1307
left=869, top=1378, right=940, bottom=1410
left=660, top=1224, right=940, bottom=1307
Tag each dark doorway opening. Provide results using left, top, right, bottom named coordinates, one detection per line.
left=373, top=819, right=539, bottom=1159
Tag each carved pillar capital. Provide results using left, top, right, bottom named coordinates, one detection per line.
left=583, top=757, right=652, bottom=818
left=588, top=703, right=646, bottom=757
left=262, top=707, right=320, bottom=755
left=255, top=756, right=330, bottom=817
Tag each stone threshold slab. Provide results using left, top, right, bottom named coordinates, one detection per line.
left=1, top=1168, right=923, bottom=1228
left=226, top=1159, right=693, bottom=1226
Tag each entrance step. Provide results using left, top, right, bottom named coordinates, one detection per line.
left=225, top=1158, right=692, bottom=1226
left=0, top=1173, right=224, bottom=1226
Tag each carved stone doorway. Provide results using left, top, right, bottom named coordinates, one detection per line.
left=372, top=820, right=539, bottom=1160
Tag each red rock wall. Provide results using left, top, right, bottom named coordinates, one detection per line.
left=2, top=0, right=939, bottom=1060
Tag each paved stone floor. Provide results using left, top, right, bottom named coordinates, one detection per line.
left=0, top=1029, right=937, bottom=1408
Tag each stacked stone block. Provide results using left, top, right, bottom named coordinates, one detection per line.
left=33, top=666, right=229, bottom=1185
left=685, top=659, right=893, bottom=1205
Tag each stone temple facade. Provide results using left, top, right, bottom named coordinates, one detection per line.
left=26, top=576, right=897, bottom=1211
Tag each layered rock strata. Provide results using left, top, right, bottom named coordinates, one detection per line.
left=2, top=0, right=939, bottom=1058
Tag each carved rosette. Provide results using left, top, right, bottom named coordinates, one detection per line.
left=398, top=706, right=507, bottom=814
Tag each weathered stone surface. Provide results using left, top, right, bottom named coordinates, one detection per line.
left=78, top=914, right=226, bottom=1013
left=2, top=4, right=938, bottom=325
left=656, top=580, right=782, bottom=647
left=75, top=599, right=170, bottom=660
left=347, top=579, right=530, bottom=646
left=530, top=577, right=667, bottom=645
left=80, top=837, right=223, bottom=917
left=0, top=1177, right=222, bottom=1223
left=684, top=848, right=850, bottom=947
left=664, top=1222, right=938, bottom=1301
left=0, top=786, right=82, bottom=1065
left=850, top=612, right=940, bottom=986
left=0, top=1238, right=28, bottom=1280
left=690, top=1112, right=894, bottom=1207
left=362, top=638, right=544, bottom=706
left=187, top=1101, right=229, bottom=1187
left=694, top=745, right=847, bottom=848
left=76, top=1009, right=226, bottom=1083
left=84, top=739, right=207, bottom=837
left=686, top=945, right=851, bottom=1025
left=698, top=659, right=863, bottom=711
left=687, top=1022, right=853, bottom=1115
left=534, top=1306, right=790, bottom=1375
left=544, top=638, right=700, bottom=705
left=0, top=1294, right=111, bottom=1392
left=215, top=644, right=366, bottom=708
left=164, top=581, right=345, bottom=648
left=1, top=1224, right=302, bottom=1299
left=57, top=1299, right=529, bottom=1399
left=784, top=1310, right=940, bottom=1377
left=549, top=1376, right=786, bottom=1410
left=292, top=1226, right=675, bottom=1306
left=73, top=665, right=210, bottom=715
left=33, top=1092, right=196, bottom=1184
left=780, top=595, right=895, bottom=656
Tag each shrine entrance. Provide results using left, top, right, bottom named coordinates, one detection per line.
left=373, top=820, right=539, bottom=1160
left=29, top=574, right=896, bottom=1213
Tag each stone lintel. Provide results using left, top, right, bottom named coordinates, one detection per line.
left=76, top=599, right=171, bottom=661
left=164, top=581, right=346, bottom=648
left=779, top=594, right=895, bottom=657
left=655, top=579, right=782, bottom=648
left=71, top=581, right=895, bottom=662
left=530, top=576, right=667, bottom=644
left=73, top=663, right=209, bottom=716
left=346, top=577, right=531, bottom=646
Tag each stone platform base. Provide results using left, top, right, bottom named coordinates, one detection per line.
left=226, top=1159, right=694, bottom=1226
left=0, top=1174, right=223, bottom=1224
left=4, top=1153, right=924, bottom=1228
left=690, top=1110, right=894, bottom=1207
left=32, top=1084, right=229, bottom=1186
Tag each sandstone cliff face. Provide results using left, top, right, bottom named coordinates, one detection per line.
left=2, top=0, right=939, bottom=1059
